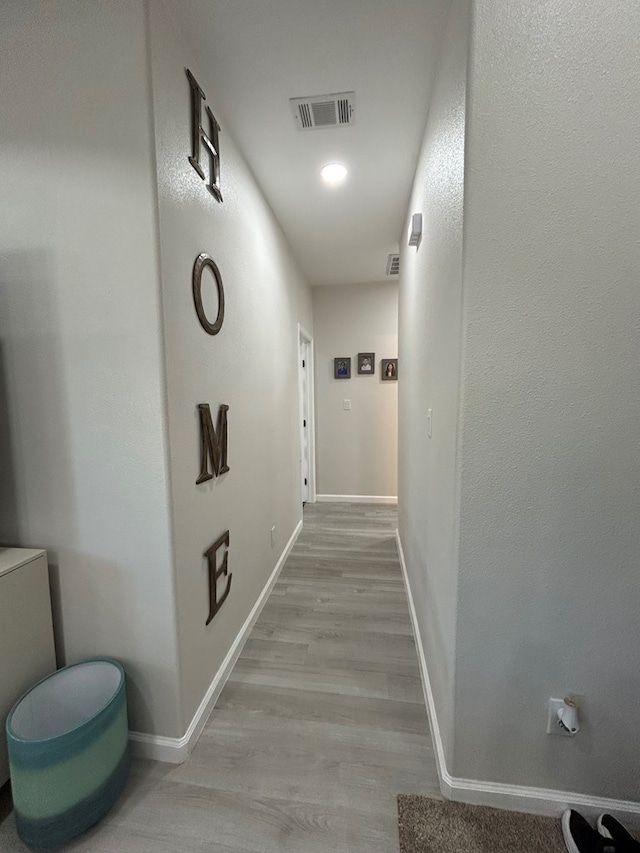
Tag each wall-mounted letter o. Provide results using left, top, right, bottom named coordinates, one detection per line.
left=192, top=253, right=225, bottom=335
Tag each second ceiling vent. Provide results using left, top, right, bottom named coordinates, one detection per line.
left=386, top=254, right=400, bottom=276
left=290, top=92, right=356, bottom=131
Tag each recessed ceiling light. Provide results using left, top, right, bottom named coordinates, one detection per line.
left=320, top=163, right=348, bottom=185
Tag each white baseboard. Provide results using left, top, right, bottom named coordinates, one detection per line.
left=395, top=529, right=640, bottom=825
left=130, top=518, right=303, bottom=764
left=395, top=530, right=449, bottom=788
left=316, top=494, right=397, bottom=504
left=128, top=730, right=189, bottom=764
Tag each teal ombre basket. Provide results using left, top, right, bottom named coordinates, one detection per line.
left=6, top=659, right=130, bottom=849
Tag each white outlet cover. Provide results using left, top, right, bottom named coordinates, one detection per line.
left=547, top=698, right=573, bottom=737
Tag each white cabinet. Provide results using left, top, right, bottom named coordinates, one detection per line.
left=0, top=549, right=56, bottom=785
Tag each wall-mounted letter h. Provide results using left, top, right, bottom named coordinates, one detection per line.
left=186, top=69, right=222, bottom=202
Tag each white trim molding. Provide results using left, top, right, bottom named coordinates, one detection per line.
left=316, top=494, right=397, bottom=504
left=130, top=518, right=303, bottom=764
left=298, top=323, right=317, bottom=504
left=395, top=529, right=640, bottom=825
left=395, top=529, right=449, bottom=788
left=128, top=730, right=188, bottom=764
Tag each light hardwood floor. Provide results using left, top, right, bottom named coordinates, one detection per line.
left=0, top=503, right=439, bottom=852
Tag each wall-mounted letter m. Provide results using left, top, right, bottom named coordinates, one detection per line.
left=186, top=69, right=222, bottom=202
left=197, top=403, right=229, bottom=484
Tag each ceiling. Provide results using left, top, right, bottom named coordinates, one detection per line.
left=166, top=0, right=449, bottom=286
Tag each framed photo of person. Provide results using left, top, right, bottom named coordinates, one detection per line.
left=381, top=358, right=398, bottom=380
left=334, top=357, right=351, bottom=379
left=357, top=353, right=375, bottom=374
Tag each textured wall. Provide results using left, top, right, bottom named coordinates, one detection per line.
left=0, top=0, right=181, bottom=736
left=454, top=0, right=640, bottom=798
left=148, top=0, right=313, bottom=730
left=313, top=282, right=398, bottom=498
left=398, top=0, right=469, bottom=762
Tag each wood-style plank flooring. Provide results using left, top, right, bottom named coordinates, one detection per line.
left=0, top=503, right=438, bottom=852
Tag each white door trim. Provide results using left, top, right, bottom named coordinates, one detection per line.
left=298, top=324, right=316, bottom=503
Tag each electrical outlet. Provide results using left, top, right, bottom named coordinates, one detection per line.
left=271, top=525, right=276, bottom=547
left=547, top=698, right=573, bottom=737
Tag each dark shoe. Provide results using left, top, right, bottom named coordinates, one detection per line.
left=562, top=810, right=617, bottom=853
left=598, top=814, right=640, bottom=852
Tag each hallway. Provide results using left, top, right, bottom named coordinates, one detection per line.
left=0, top=503, right=436, bottom=852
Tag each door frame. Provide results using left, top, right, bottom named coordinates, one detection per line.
left=298, top=324, right=317, bottom=504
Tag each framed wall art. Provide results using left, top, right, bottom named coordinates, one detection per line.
left=357, top=353, right=375, bottom=374
left=334, top=357, right=351, bottom=379
left=381, top=358, right=398, bottom=380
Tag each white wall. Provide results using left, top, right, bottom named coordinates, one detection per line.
left=452, top=0, right=640, bottom=799
left=148, top=0, right=313, bottom=729
left=313, top=282, right=398, bottom=498
left=0, top=0, right=181, bottom=736
left=402, top=0, right=640, bottom=806
left=0, top=0, right=312, bottom=743
left=398, top=0, right=469, bottom=761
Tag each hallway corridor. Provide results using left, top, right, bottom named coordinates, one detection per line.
left=0, top=504, right=437, bottom=852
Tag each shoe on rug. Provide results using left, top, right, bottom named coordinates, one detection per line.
left=562, top=810, right=617, bottom=853
left=597, top=814, right=640, bottom=852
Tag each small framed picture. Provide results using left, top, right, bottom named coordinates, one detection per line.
left=381, top=358, right=398, bottom=380
left=334, top=357, right=351, bottom=379
left=357, top=353, right=375, bottom=374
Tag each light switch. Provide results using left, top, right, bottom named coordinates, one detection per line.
left=343, top=399, right=351, bottom=411
left=427, top=408, right=432, bottom=438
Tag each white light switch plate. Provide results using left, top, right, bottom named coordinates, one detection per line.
left=427, top=408, right=432, bottom=438
left=343, top=399, right=351, bottom=411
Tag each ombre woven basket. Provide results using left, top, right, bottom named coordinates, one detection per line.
left=6, top=659, right=129, bottom=849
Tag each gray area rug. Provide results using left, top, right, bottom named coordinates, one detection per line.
left=397, top=796, right=566, bottom=853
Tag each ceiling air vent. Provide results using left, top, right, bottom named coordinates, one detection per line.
left=290, top=92, right=356, bottom=131
left=386, top=254, right=400, bottom=276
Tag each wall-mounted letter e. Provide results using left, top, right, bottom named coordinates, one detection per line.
left=205, top=530, right=231, bottom=624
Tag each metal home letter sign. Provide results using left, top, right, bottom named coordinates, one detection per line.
left=186, top=75, right=231, bottom=624
left=196, top=403, right=229, bottom=484
left=186, top=69, right=222, bottom=202
left=205, top=530, right=231, bottom=625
